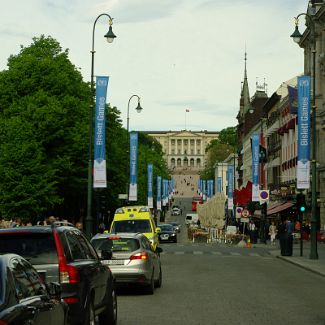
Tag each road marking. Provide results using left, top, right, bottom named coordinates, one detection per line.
left=175, top=251, right=185, bottom=255
left=230, top=252, right=241, bottom=256
left=193, top=251, right=203, bottom=255
left=249, top=253, right=260, bottom=257
left=212, top=251, right=222, bottom=255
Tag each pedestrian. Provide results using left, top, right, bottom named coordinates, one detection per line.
left=278, top=220, right=286, bottom=255
left=269, top=221, right=277, bottom=245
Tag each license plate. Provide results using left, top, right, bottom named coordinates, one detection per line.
left=103, top=260, right=124, bottom=265
left=161, top=234, right=169, bottom=239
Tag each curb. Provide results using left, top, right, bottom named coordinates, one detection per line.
left=276, top=255, right=325, bottom=278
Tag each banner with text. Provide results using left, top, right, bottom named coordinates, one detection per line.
left=297, top=75, right=311, bottom=189
left=251, top=132, right=260, bottom=201
left=93, top=76, right=109, bottom=188
left=227, top=165, right=234, bottom=209
left=147, top=164, right=153, bottom=208
left=157, top=176, right=162, bottom=210
left=129, top=132, right=138, bottom=201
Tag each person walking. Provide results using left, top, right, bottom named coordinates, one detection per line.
left=269, top=221, right=277, bottom=245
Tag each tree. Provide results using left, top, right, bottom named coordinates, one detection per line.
left=0, top=35, right=90, bottom=221
left=200, top=126, right=237, bottom=180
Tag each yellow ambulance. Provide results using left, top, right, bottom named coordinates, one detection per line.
left=110, top=206, right=160, bottom=251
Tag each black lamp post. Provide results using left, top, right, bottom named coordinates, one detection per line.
left=126, top=95, right=143, bottom=202
left=290, top=13, right=318, bottom=259
left=85, top=14, right=116, bottom=239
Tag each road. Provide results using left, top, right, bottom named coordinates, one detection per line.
left=117, top=199, right=325, bottom=325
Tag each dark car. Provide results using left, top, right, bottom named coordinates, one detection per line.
left=169, top=221, right=181, bottom=233
left=0, top=253, right=68, bottom=325
left=157, top=224, right=177, bottom=243
left=0, top=224, right=117, bottom=325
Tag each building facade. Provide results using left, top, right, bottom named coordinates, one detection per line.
left=145, top=130, right=219, bottom=173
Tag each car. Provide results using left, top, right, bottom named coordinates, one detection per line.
left=0, top=223, right=117, bottom=325
left=158, top=224, right=178, bottom=243
left=185, top=213, right=199, bottom=225
left=91, top=232, right=162, bottom=294
left=169, top=221, right=181, bottom=233
left=0, top=253, right=68, bottom=325
left=110, top=206, right=161, bottom=252
left=171, top=207, right=181, bottom=216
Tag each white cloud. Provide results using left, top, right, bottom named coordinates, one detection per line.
left=0, top=0, right=308, bottom=131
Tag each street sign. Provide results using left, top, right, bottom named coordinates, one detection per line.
left=259, top=190, right=269, bottom=203
left=118, top=194, right=128, bottom=199
left=236, top=207, right=243, bottom=219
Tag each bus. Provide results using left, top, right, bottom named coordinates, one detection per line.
left=192, top=196, right=203, bottom=211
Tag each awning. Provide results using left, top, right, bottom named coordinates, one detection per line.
left=267, top=201, right=294, bottom=215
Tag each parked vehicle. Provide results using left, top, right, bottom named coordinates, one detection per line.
left=0, top=253, right=68, bottom=325
left=110, top=206, right=161, bottom=251
left=91, top=232, right=162, bottom=294
left=191, top=196, right=203, bottom=211
left=157, top=224, right=178, bottom=243
left=185, top=213, right=199, bottom=225
left=169, top=221, right=181, bottom=233
left=0, top=224, right=117, bottom=325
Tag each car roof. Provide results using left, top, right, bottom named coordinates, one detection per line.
left=0, top=224, right=78, bottom=234
left=91, top=232, right=144, bottom=240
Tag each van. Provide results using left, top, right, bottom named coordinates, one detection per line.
left=110, top=206, right=160, bottom=251
left=185, top=213, right=199, bottom=225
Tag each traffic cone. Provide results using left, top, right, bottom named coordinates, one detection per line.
left=246, top=239, right=251, bottom=249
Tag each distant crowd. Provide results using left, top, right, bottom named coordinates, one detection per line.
left=0, top=216, right=83, bottom=231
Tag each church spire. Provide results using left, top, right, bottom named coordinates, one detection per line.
left=242, top=50, right=251, bottom=114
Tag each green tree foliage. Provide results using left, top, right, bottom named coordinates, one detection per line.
left=0, top=35, right=90, bottom=221
left=200, top=126, right=237, bottom=180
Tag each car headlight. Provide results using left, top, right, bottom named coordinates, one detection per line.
left=171, top=233, right=176, bottom=236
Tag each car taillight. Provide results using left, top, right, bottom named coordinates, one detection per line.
left=130, top=251, right=149, bottom=261
left=53, top=229, right=80, bottom=284
left=0, top=321, right=8, bottom=325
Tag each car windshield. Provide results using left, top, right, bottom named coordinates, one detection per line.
left=92, top=237, right=140, bottom=253
left=0, top=233, right=57, bottom=265
left=159, top=225, right=174, bottom=231
left=111, top=220, right=152, bottom=233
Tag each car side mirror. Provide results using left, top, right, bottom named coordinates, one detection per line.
left=156, top=227, right=161, bottom=233
left=101, top=250, right=112, bottom=260
left=47, top=282, right=61, bottom=299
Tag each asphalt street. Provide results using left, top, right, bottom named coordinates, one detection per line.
left=117, top=203, right=325, bottom=325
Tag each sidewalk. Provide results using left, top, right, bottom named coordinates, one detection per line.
left=264, top=241, right=325, bottom=277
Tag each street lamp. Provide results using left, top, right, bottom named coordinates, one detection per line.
left=85, top=14, right=116, bottom=239
left=291, top=13, right=318, bottom=259
left=126, top=95, right=143, bottom=201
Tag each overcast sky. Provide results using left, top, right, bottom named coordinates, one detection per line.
left=0, top=0, right=308, bottom=131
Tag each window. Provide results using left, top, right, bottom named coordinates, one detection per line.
left=171, top=139, right=175, bottom=145
left=171, top=149, right=175, bottom=154
left=190, top=139, right=194, bottom=145
left=197, top=140, right=201, bottom=145
left=66, top=233, right=87, bottom=260
left=197, top=149, right=201, bottom=155
left=0, top=233, right=57, bottom=265
left=184, top=140, right=188, bottom=145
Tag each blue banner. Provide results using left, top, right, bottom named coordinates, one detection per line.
left=147, top=164, right=153, bottom=208
left=157, top=176, right=162, bottom=210
left=217, top=177, right=222, bottom=193
left=93, top=76, right=109, bottom=188
left=251, top=132, right=260, bottom=201
left=202, top=180, right=206, bottom=200
left=129, top=132, right=138, bottom=201
left=297, top=75, right=311, bottom=189
left=227, top=165, right=234, bottom=209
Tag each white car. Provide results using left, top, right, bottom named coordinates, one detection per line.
left=171, top=207, right=181, bottom=216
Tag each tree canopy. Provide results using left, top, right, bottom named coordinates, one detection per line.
left=0, top=35, right=170, bottom=224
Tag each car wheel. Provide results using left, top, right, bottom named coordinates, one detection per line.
left=145, top=271, right=155, bottom=295
left=154, top=266, right=162, bottom=288
left=84, top=299, right=95, bottom=325
left=98, top=285, right=117, bottom=325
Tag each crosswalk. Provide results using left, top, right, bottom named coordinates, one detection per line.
left=159, top=243, right=274, bottom=257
